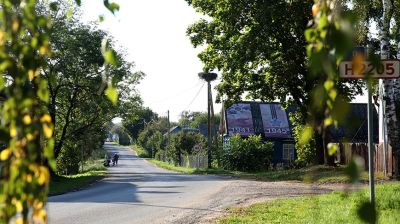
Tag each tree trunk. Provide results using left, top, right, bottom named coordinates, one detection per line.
left=314, top=131, right=325, bottom=165
left=381, top=0, right=400, bottom=176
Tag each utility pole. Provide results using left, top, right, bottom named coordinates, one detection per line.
left=167, top=110, right=170, bottom=145
left=198, top=72, right=217, bottom=169
left=209, top=86, right=219, bottom=167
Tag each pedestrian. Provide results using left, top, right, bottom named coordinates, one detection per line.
left=103, top=154, right=110, bottom=167
left=113, top=153, right=119, bottom=166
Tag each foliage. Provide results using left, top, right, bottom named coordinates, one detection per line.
left=0, top=0, right=55, bottom=222
left=0, top=0, right=121, bottom=222
left=178, top=110, right=220, bottom=128
left=185, top=0, right=364, bottom=165
left=39, top=2, right=142, bottom=173
left=167, top=132, right=206, bottom=164
left=290, top=111, right=316, bottom=166
left=132, top=145, right=150, bottom=158
left=122, top=107, right=158, bottom=140
left=219, top=183, right=400, bottom=224
left=222, top=135, right=273, bottom=172
left=136, top=117, right=169, bottom=155
left=111, top=125, right=132, bottom=146
left=146, top=158, right=228, bottom=175
left=49, top=161, right=105, bottom=196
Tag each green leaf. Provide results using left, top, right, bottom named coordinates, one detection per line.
left=37, top=79, right=49, bottom=103
left=99, top=15, right=105, bottom=22
left=67, top=9, right=73, bottom=18
left=104, top=50, right=117, bottom=66
left=75, top=0, right=82, bottom=6
left=49, top=2, right=59, bottom=11
left=327, top=143, right=337, bottom=156
left=357, top=201, right=376, bottom=224
left=103, top=1, right=120, bottom=14
left=344, top=157, right=363, bottom=183
left=0, top=75, right=4, bottom=89
left=105, top=86, right=118, bottom=105
left=299, top=125, right=313, bottom=146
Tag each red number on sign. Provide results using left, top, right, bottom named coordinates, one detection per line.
left=386, top=63, right=395, bottom=75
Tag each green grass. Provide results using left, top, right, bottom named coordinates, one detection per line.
left=143, top=158, right=389, bottom=184
left=131, top=145, right=150, bottom=158
left=145, top=159, right=228, bottom=174
left=239, top=165, right=389, bottom=184
left=49, top=159, right=106, bottom=195
left=219, top=183, right=400, bottom=224
left=131, top=145, right=390, bottom=184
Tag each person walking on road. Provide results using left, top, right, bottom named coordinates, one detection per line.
left=113, top=153, right=119, bottom=166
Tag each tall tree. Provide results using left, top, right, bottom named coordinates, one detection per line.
left=40, top=2, right=143, bottom=172
left=186, top=0, right=363, bottom=164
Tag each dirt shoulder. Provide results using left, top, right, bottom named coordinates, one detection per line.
left=172, top=178, right=362, bottom=224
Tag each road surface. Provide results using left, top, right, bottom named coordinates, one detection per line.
left=47, top=143, right=338, bottom=224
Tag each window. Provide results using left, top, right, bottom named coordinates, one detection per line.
left=283, top=144, right=294, bottom=161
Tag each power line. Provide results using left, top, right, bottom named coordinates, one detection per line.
left=182, top=82, right=205, bottom=113
left=147, top=80, right=202, bottom=104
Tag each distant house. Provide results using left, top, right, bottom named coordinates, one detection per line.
left=167, top=125, right=219, bottom=137
left=221, top=102, right=296, bottom=165
left=167, top=126, right=200, bottom=135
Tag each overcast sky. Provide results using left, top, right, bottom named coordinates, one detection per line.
left=81, top=0, right=221, bottom=122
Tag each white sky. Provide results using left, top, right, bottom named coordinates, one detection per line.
left=81, top=0, right=221, bottom=122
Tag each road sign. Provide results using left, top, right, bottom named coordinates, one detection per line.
left=193, top=144, right=201, bottom=153
left=339, top=60, right=400, bottom=79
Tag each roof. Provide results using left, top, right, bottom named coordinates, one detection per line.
left=222, top=101, right=378, bottom=143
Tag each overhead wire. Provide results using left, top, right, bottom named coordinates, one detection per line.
left=182, top=82, right=205, bottom=113
left=147, top=80, right=202, bottom=104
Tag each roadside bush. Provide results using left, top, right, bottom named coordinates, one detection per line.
left=222, top=135, right=273, bottom=172
left=118, top=131, right=132, bottom=145
left=56, top=145, right=80, bottom=175
left=290, top=112, right=316, bottom=167
left=134, top=145, right=150, bottom=158
left=167, top=132, right=206, bottom=164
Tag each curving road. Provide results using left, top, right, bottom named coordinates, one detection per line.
left=47, top=143, right=338, bottom=224
left=47, top=143, right=229, bottom=224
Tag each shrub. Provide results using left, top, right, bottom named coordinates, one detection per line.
left=167, top=132, right=206, bottom=164
left=222, top=135, right=273, bottom=172
left=290, top=111, right=316, bottom=166
left=56, top=145, right=80, bottom=175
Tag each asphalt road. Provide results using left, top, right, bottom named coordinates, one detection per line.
left=47, top=143, right=229, bottom=224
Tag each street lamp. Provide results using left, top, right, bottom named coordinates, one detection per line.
left=198, top=72, right=217, bottom=168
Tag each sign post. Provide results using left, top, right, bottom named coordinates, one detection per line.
left=339, top=55, right=400, bottom=206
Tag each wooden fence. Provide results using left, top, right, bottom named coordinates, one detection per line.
left=334, top=143, right=394, bottom=176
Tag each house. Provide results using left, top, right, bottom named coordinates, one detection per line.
left=167, top=126, right=200, bottom=135
left=220, top=101, right=378, bottom=165
left=221, top=102, right=296, bottom=165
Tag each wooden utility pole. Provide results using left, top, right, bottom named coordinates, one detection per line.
left=198, top=72, right=217, bottom=169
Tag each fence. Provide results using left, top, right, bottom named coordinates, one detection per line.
left=180, top=154, right=208, bottom=169
left=156, top=151, right=208, bottom=169
left=334, top=143, right=394, bottom=176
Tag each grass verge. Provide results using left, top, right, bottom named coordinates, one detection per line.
left=146, top=159, right=228, bottom=174
left=49, top=159, right=106, bottom=195
left=143, top=158, right=389, bottom=184
left=131, top=145, right=390, bottom=184
left=219, top=183, right=400, bottom=224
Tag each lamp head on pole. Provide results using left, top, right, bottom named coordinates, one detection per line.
left=198, top=72, right=217, bottom=82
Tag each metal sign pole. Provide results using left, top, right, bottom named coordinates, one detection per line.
left=367, top=81, right=375, bottom=205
